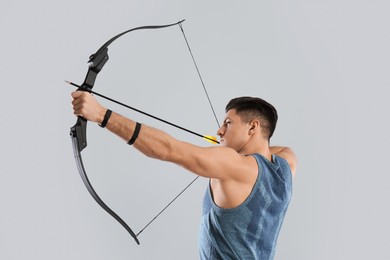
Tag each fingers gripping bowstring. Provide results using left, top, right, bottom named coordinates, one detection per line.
left=136, top=22, right=220, bottom=238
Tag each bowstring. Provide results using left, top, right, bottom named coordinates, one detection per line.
left=178, top=22, right=221, bottom=129
left=136, top=22, right=220, bottom=238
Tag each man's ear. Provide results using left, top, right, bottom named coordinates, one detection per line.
left=249, top=119, right=260, bottom=134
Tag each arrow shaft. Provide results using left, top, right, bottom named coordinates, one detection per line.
left=68, top=81, right=219, bottom=144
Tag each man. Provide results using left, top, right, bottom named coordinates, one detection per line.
left=71, top=92, right=297, bottom=260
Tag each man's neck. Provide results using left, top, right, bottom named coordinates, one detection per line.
left=240, top=139, right=271, bottom=161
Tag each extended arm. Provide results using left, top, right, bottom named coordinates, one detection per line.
left=71, top=91, right=253, bottom=181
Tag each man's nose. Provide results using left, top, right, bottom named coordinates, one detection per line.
left=217, top=126, right=224, bottom=137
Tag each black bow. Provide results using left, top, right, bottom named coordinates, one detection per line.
left=69, top=20, right=219, bottom=245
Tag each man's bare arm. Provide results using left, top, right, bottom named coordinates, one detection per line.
left=107, top=111, right=253, bottom=181
left=270, top=146, right=297, bottom=177
left=71, top=91, right=253, bottom=181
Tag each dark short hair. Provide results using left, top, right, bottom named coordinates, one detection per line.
left=225, top=96, right=278, bottom=140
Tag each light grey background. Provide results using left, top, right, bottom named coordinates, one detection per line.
left=1, top=1, right=389, bottom=259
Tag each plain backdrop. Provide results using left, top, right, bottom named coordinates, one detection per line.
left=1, top=1, right=389, bottom=259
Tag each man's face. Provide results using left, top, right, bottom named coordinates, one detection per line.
left=217, top=109, right=250, bottom=152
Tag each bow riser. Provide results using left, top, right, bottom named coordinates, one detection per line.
left=84, top=48, right=109, bottom=89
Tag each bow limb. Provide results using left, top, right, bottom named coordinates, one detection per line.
left=71, top=119, right=140, bottom=245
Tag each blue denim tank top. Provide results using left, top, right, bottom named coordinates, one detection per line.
left=198, top=153, right=292, bottom=260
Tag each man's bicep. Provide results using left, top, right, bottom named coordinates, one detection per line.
left=171, top=143, right=244, bottom=180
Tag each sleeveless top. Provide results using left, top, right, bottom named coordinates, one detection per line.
left=198, top=153, right=292, bottom=260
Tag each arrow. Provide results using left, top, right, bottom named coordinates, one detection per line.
left=66, top=80, right=219, bottom=144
